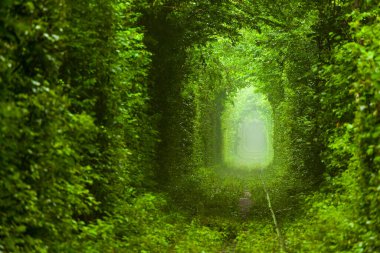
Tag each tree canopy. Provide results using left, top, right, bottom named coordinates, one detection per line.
left=1, top=0, right=380, bottom=252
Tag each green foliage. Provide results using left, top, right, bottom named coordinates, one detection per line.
left=0, top=0, right=96, bottom=250
left=1, top=0, right=380, bottom=251
left=172, top=167, right=245, bottom=217
left=0, top=0, right=159, bottom=251
left=315, top=1, right=380, bottom=251
left=285, top=167, right=363, bottom=252
left=174, top=220, right=224, bottom=253
left=234, top=222, right=279, bottom=252
left=65, top=194, right=176, bottom=253
left=178, top=1, right=380, bottom=251
left=140, top=0, right=254, bottom=186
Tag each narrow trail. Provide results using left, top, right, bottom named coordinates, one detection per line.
left=260, top=169, right=285, bottom=252
left=219, top=167, right=285, bottom=252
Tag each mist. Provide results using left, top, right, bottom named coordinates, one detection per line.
left=222, top=87, right=273, bottom=169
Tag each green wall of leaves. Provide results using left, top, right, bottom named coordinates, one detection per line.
left=1, top=0, right=380, bottom=252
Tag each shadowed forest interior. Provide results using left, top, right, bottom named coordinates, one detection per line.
left=1, top=0, right=380, bottom=252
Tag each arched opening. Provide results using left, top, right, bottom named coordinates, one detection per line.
left=222, top=86, right=273, bottom=170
